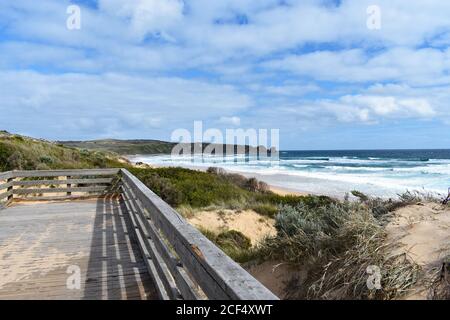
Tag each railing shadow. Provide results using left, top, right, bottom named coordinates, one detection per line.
left=82, top=195, right=157, bottom=300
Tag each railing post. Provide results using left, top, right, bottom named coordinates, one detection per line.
left=7, top=177, right=13, bottom=202
left=66, top=176, right=71, bottom=196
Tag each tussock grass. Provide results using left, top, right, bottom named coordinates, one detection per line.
left=427, top=255, right=450, bottom=300
left=259, top=198, right=422, bottom=300
left=197, top=227, right=263, bottom=263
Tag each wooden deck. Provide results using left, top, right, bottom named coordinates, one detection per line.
left=0, top=169, right=278, bottom=300
left=0, top=197, right=158, bottom=300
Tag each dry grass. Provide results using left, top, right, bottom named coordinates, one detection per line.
left=259, top=196, right=423, bottom=300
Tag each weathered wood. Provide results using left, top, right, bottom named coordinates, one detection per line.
left=120, top=169, right=278, bottom=300
left=7, top=178, right=13, bottom=201
left=0, top=168, right=277, bottom=300
left=14, top=186, right=108, bottom=195
left=0, top=198, right=158, bottom=300
left=0, top=171, right=13, bottom=181
left=12, top=178, right=113, bottom=187
left=121, top=185, right=181, bottom=300
left=0, top=181, right=13, bottom=190
left=0, top=190, right=13, bottom=200
left=121, top=197, right=170, bottom=300
left=11, top=195, right=110, bottom=202
left=12, top=169, right=120, bottom=178
left=121, top=181, right=203, bottom=300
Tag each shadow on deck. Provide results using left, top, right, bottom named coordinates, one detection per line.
left=0, top=196, right=158, bottom=300
left=0, top=169, right=278, bottom=300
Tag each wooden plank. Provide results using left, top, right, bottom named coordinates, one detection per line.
left=0, top=181, right=13, bottom=190
left=14, top=186, right=108, bottom=195
left=121, top=197, right=170, bottom=300
left=12, top=178, right=113, bottom=187
left=121, top=186, right=181, bottom=300
left=121, top=182, right=203, bottom=300
left=0, top=190, right=13, bottom=200
left=12, top=168, right=120, bottom=178
left=0, top=171, right=13, bottom=180
left=0, top=198, right=157, bottom=300
left=11, top=195, right=107, bottom=202
left=120, top=169, right=278, bottom=300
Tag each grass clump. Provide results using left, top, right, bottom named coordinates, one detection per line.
left=260, top=200, right=421, bottom=299
left=197, top=227, right=261, bottom=263
left=250, top=203, right=278, bottom=218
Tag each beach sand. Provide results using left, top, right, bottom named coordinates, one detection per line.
left=187, top=209, right=276, bottom=246
left=385, top=202, right=450, bottom=299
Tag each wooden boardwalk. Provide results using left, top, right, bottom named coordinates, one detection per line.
left=0, top=169, right=277, bottom=300
left=0, top=197, right=158, bottom=300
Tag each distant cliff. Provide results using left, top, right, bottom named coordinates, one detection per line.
left=59, top=139, right=276, bottom=156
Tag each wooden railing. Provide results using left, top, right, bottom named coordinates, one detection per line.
left=0, top=168, right=278, bottom=300
left=0, top=169, right=120, bottom=206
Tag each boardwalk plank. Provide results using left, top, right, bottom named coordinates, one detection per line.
left=0, top=198, right=157, bottom=300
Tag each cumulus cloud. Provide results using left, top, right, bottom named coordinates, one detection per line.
left=218, top=116, right=241, bottom=126
left=99, top=0, right=184, bottom=41
left=0, top=71, right=252, bottom=139
left=1, top=0, right=450, bottom=146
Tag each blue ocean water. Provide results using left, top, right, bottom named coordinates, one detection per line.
left=130, top=149, right=450, bottom=198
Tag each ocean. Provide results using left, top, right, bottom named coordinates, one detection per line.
left=129, top=149, right=450, bottom=198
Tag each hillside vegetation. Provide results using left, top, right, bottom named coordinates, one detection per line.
left=60, top=139, right=273, bottom=156
left=60, top=139, right=175, bottom=155
left=0, top=131, right=125, bottom=171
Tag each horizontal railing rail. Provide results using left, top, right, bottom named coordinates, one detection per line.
left=0, top=168, right=278, bottom=300
left=0, top=169, right=120, bottom=203
left=120, top=169, right=277, bottom=300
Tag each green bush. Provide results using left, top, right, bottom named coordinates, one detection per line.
left=216, top=230, right=252, bottom=251
left=131, top=167, right=249, bottom=208
left=198, top=227, right=258, bottom=263
left=251, top=203, right=278, bottom=218
left=39, top=156, right=54, bottom=165
left=140, top=172, right=182, bottom=206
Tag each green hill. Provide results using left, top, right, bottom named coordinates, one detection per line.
left=59, top=139, right=274, bottom=156
left=0, top=131, right=126, bottom=171
left=60, top=139, right=175, bottom=155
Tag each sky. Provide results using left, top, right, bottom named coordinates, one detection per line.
left=0, top=0, right=450, bottom=150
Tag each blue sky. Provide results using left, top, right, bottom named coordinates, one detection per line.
left=1, top=0, right=450, bottom=149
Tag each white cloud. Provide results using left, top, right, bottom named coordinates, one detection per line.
left=1, top=0, right=450, bottom=145
left=0, top=71, right=252, bottom=139
left=264, top=47, right=450, bottom=85
left=218, top=116, right=241, bottom=126
left=99, top=0, right=184, bottom=41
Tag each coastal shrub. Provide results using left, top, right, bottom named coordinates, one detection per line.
left=39, top=155, right=54, bottom=165
left=245, top=177, right=259, bottom=192
left=197, top=227, right=259, bottom=263
left=216, top=230, right=252, bottom=251
left=351, top=190, right=369, bottom=202
left=251, top=203, right=278, bottom=218
left=351, top=190, right=425, bottom=218
left=139, top=172, right=182, bottom=206
left=131, top=167, right=250, bottom=208
left=260, top=201, right=421, bottom=299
